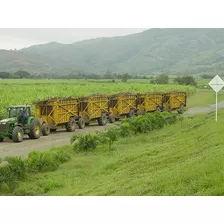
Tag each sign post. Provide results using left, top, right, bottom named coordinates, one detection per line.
left=208, top=75, right=224, bottom=122
left=216, top=91, right=218, bottom=122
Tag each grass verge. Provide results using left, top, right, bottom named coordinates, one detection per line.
left=187, top=89, right=224, bottom=107
left=1, top=109, right=223, bottom=196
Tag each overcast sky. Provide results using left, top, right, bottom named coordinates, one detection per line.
left=0, top=28, right=147, bottom=50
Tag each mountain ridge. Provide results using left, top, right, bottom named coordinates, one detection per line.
left=1, top=28, right=224, bottom=76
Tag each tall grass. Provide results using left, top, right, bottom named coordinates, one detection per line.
left=0, top=148, right=71, bottom=193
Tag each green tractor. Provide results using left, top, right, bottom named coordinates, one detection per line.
left=0, top=105, right=41, bottom=143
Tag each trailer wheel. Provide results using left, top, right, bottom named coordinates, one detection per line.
left=136, top=110, right=143, bottom=116
left=29, top=120, right=41, bottom=139
left=0, top=137, right=4, bottom=142
left=66, top=117, right=76, bottom=132
left=12, top=126, right=24, bottom=143
left=177, top=104, right=185, bottom=114
left=98, top=113, right=107, bottom=126
left=108, top=114, right=115, bottom=123
left=127, top=109, right=135, bottom=118
left=42, top=124, right=50, bottom=136
left=78, top=118, right=85, bottom=129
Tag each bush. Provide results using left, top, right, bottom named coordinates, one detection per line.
left=52, top=149, right=71, bottom=164
left=5, top=157, right=27, bottom=180
left=118, top=111, right=178, bottom=136
left=0, top=166, right=16, bottom=192
left=25, top=149, right=70, bottom=173
left=161, top=111, right=178, bottom=125
left=72, top=133, right=98, bottom=152
left=155, top=75, right=169, bottom=84
left=119, top=120, right=134, bottom=137
left=101, top=128, right=119, bottom=150
left=0, top=148, right=71, bottom=194
left=70, top=112, right=180, bottom=153
left=70, top=134, right=80, bottom=144
left=27, top=151, right=59, bottom=172
left=130, top=115, right=152, bottom=133
left=174, top=75, right=197, bottom=86
left=0, top=157, right=27, bottom=193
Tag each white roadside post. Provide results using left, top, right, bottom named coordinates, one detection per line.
left=208, top=75, right=224, bottom=122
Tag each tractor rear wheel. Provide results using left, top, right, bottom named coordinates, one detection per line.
left=66, top=117, right=76, bottom=132
left=108, top=114, right=115, bottom=123
left=98, top=113, right=107, bottom=126
left=29, top=120, right=41, bottom=139
left=12, top=126, right=24, bottom=143
left=127, top=109, right=135, bottom=118
left=78, top=118, right=85, bottom=129
left=42, top=124, right=50, bottom=136
left=0, top=137, right=4, bottom=142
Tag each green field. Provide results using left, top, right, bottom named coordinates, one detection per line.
left=0, top=79, right=196, bottom=117
left=187, top=89, right=224, bottom=107
left=4, top=109, right=223, bottom=196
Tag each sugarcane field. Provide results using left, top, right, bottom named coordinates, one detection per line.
left=1, top=28, right=224, bottom=198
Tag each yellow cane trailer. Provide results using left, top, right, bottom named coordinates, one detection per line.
left=162, top=92, right=187, bottom=112
left=136, top=92, right=163, bottom=114
left=34, top=97, right=81, bottom=135
left=78, top=94, right=110, bottom=126
left=109, top=93, right=137, bottom=119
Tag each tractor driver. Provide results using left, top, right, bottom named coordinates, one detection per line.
left=19, top=108, right=27, bottom=125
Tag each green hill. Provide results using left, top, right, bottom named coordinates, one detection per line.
left=11, top=110, right=224, bottom=196
left=1, top=28, right=224, bottom=76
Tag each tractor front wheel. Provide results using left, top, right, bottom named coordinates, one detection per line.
left=42, top=123, right=50, bottom=136
left=12, top=126, right=24, bottom=143
left=29, top=120, right=41, bottom=139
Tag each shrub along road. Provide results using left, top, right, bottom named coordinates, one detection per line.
left=1, top=100, right=224, bottom=158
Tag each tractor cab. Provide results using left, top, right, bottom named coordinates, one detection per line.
left=7, top=105, right=31, bottom=122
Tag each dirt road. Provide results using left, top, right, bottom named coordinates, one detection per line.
left=0, top=123, right=115, bottom=158
left=184, top=100, right=224, bottom=115
left=1, top=101, right=224, bottom=158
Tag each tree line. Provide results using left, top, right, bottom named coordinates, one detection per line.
left=0, top=70, right=197, bottom=86
left=0, top=71, right=149, bottom=81
left=0, top=71, right=32, bottom=79
left=150, top=74, right=197, bottom=86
